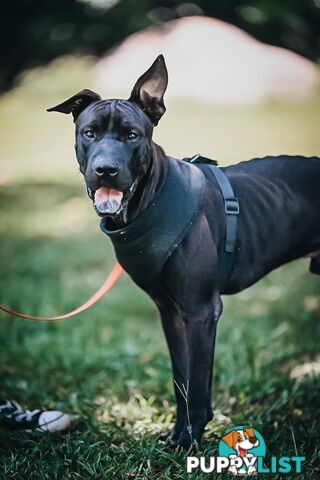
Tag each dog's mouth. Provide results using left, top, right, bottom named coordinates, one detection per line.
left=87, top=179, right=139, bottom=217
left=238, top=446, right=247, bottom=458
left=93, top=186, right=124, bottom=215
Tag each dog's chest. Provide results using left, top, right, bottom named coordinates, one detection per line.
left=100, top=159, right=205, bottom=289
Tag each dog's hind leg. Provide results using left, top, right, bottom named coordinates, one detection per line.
left=310, top=254, right=320, bottom=275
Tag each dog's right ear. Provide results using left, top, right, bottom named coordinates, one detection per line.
left=47, top=89, right=101, bottom=121
left=244, top=427, right=255, bottom=438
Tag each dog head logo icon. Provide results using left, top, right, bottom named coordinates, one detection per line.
left=222, top=427, right=259, bottom=457
left=219, top=426, right=266, bottom=476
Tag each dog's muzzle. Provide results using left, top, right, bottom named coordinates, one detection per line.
left=86, top=178, right=140, bottom=217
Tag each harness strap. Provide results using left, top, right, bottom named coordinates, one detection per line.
left=185, top=154, right=240, bottom=288
left=207, top=164, right=239, bottom=288
left=208, top=165, right=239, bottom=254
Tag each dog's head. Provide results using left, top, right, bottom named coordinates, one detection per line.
left=222, top=428, right=259, bottom=457
left=47, top=55, right=168, bottom=218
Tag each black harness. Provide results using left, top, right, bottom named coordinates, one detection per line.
left=185, top=155, right=240, bottom=288
left=100, top=155, right=239, bottom=290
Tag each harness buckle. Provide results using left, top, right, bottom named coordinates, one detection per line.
left=188, top=153, right=200, bottom=163
left=225, top=197, right=240, bottom=215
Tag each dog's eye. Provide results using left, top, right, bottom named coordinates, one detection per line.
left=128, top=131, right=138, bottom=140
left=84, top=130, right=94, bottom=138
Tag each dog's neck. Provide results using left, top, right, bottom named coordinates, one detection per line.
left=110, top=142, right=168, bottom=229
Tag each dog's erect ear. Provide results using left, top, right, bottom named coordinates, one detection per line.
left=221, top=430, right=237, bottom=449
left=47, top=89, right=101, bottom=121
left=128, top=54, right=168, bottom=126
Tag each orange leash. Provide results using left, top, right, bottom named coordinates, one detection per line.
left=0, top=262, right=124, bottom=322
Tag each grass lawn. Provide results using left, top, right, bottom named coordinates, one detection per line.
left=0, top=58, right=319, bottom=479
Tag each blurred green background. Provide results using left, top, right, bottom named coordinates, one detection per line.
left=1, top=0, right=320, bottom=92
left=0, top=1, right=320, bottom=479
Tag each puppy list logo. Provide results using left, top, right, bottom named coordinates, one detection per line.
left=187, top=426, right=305, bottom=476
left=218, top=426, right=265, bottom=475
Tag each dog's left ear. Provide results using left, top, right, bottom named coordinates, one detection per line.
left=47, top=89, right=101, bottom=121
left=221, top=430, right=237, bottom=449
left=129, top=54, right=168, bottom=126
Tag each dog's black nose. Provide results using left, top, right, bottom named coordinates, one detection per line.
left=94, top=165, right=119, bottom=178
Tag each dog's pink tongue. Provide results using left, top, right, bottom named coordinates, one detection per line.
left=239, top=447, right=246, bottom=458
left=94, top=187, right=123, bottom=214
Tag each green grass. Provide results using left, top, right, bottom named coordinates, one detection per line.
left=0, top=58, right=320, bottom=479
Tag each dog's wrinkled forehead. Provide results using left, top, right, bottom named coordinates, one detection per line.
left=76, top=99, right=153, bottom=133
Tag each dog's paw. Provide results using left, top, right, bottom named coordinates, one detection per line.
left=164, top=430, right=200, bottom=452
left=228, top=465, right=238, bottom=476
left=247, top=465, right=257, bottom=475
left=158, top=428, right=178, bottom=444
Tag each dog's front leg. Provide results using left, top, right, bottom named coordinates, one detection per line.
left=171, top=301, right=221, bottom=449
left=158, top=303, right=190, bottom=444
left=158, top=296, right=222, bottom=450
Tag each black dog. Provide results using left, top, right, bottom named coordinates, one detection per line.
left=48, top=55, right=320, bottom=449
